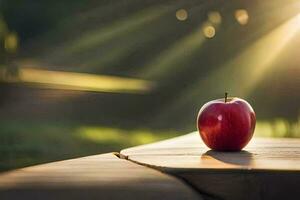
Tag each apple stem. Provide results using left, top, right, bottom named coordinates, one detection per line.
left=225, top=92, right=228, bottom=103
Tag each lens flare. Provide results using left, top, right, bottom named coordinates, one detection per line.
left=208, top=11, right=222, bottom=24
left=176, top=9, right=188, bottom=21
left=235, top=9, right=249, bottom=25
left=203, top=25, right=216, bottom=38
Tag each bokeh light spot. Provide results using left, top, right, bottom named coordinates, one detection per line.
left=203, top=25, right=216, bottom=38
left=235, top=9, right=249, bottom=25
left=4, top=32, right=19, bottom=53
left=208, top=11, right=222, bottom=24
left=0, top=67, right=153, bottom=93
left=176, top=9, right=188, bottom=21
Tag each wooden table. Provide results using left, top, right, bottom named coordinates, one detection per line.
left=0, top=153, right=200, bottom=200
left=121, top=132, right=300, bottom=200
left=0, top=132, right=299, bottom=200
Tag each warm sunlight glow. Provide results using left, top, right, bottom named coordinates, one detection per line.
left=235, top=9, right=249, bottom=25
left=238, top=13, right=300, bottom=95
left=208, top=11, right=222, bottom=24
left=167, top=13, right=300, bottom=113
left=201, top=13, right=300, bottom=96
left=203, top=25, right=216, bottom=38
left=0, top=68, right=153, bottom=93
left=176, top=9, right=188, bottom=21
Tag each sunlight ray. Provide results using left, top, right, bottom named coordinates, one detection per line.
left=209, top=12, right=300, bottom=97
left=0, top=67, right=153, bottom=94
left=66, top=4, right=177, bottom=54
left=185, top=12, right=300, bottom=99
left=83, top=7, right=191, bottom=70
left=152, top=12, right=300, bottom=124
left=138, top=21, right=220, bottom=80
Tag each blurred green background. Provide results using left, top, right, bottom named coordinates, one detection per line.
left=0, top=0, right=300, bottom=171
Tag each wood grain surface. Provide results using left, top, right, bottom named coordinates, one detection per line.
left=121, top=132, right=300, bottom=171
left=121, top=132, right=300, bottom=200
left=0, top=153, right=201, bottom=200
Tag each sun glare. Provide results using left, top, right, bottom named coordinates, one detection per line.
left=215, top=13, right=300, bottom=96
left=163, top=12, right=300, bottom=113
left=240, top=13, right=300, bottom=95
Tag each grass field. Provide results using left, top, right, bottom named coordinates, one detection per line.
left=0, top=120, right=182, bottom=171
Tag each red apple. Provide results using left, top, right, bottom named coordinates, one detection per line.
left=197, top=94, right=256, bottom=151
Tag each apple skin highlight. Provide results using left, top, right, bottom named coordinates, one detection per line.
left=197, top=97, right=256, bottom=151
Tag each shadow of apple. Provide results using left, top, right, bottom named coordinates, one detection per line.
left=201, top=150, right=254, bottom=166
